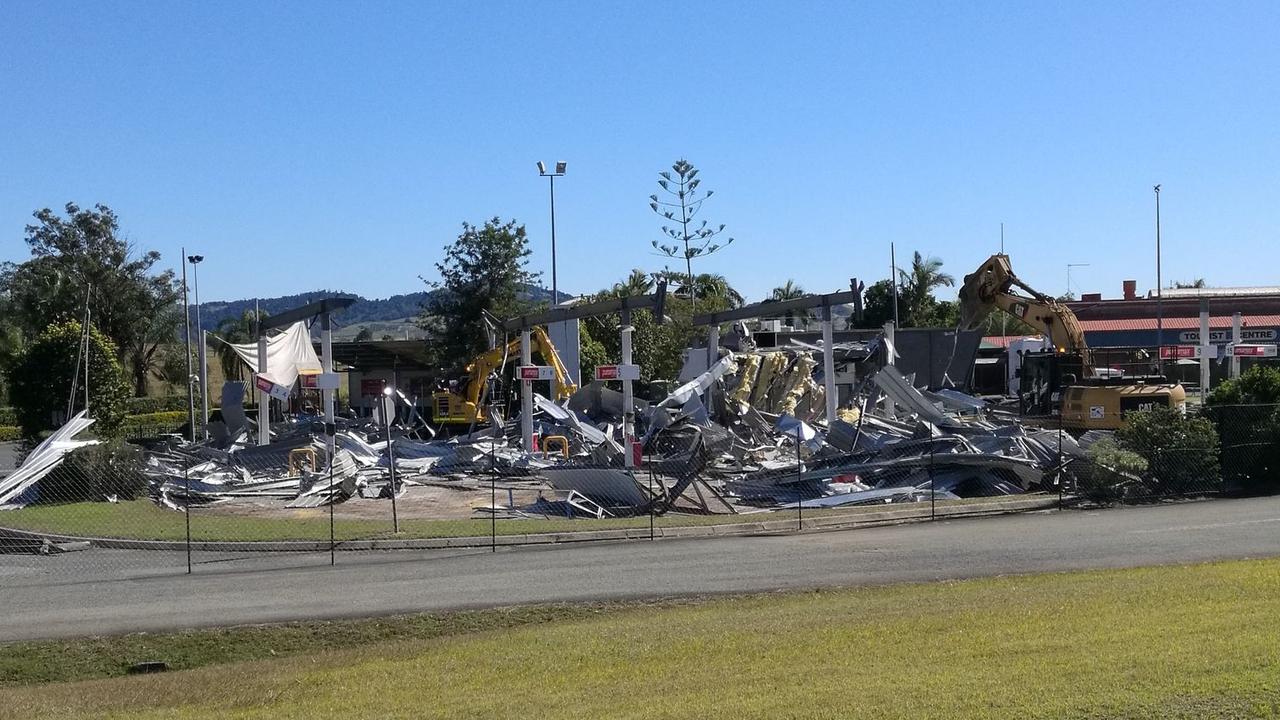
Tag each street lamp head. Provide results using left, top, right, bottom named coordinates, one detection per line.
left=555, top=161, right=567, bottom=174
left=536, top=161, right=546, bottom=175
left=382, top=385, right=394, bottom=397
left=187, top=255, right=204, bottom=264
left=1153, top=184, right=1161, bottom=194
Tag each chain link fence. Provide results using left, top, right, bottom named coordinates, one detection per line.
left=3, top=403, right=1280, bottom=584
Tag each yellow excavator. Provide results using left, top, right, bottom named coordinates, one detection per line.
left=430, top=325, right=577, bottom=427
left=959, top=253, right=1185, bottom=430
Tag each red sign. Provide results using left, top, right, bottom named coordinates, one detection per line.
left=518, top=365, right=555, bottom=381
left=594, top=364, right=641, bottom=381
left=1159, top=345, right=1198, bottom=360
left=255, top=375, right=273, bottom=393
left=1232, top=344, right=1278, bottom=357
left=596, top=365, right=619, bottom=380
left=360, top=379, right=385, bottom=396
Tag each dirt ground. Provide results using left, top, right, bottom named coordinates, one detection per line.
left=206, top=480, right=550, bottom=521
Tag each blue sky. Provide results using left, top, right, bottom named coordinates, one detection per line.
left=2, top=1, right=1277, bottom=307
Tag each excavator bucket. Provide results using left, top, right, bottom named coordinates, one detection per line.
left=958, top=254, right=1013, bottom=331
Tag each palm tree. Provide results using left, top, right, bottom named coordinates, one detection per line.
left=768, top=279, right=811, bottom=325
left=899, top=252, right=955, bottom=327
left=610, top=269, right=655, bottom=298
left=769, top=279, right=806, bottom=302
left=213, top=309, right=268, bottom=381
left=688, top=273, right=744, bottom=308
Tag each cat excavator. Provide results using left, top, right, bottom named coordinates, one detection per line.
left=430, top=325, right=577, bottom=427
left=959, top=253, right=1184, bottom=430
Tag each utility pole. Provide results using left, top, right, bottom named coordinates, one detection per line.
left=1154, top=184, right=1164, bottom=375
left=890, top=242, right=900, bottom=328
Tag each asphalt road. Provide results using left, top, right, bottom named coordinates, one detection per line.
left=3, top=497, right=1280, bottom=641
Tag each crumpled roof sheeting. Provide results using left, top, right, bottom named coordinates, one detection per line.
left=0, top=411, right=99, bottom=509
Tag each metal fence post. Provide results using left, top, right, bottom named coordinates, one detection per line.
left=490, top=434, right=497, bottom=552
left=929, top=432, right=936, bottom=520
left=648, top=449, right=656, bottom=541
left=184, top=462, right=192, bottom=574
left=328, top=450, right=336, bottom=566
left=795, top=436, right=803, bottom=532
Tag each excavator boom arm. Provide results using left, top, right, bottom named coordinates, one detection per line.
left=958, top=253, right=1091, bottom=369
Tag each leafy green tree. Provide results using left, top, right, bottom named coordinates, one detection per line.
left=649, top=159, right=733, bottom=311
left=1174, top=278, right=1208, bottom=289
left=353, top=327, right=374, bottom=342
left=580, top=270, right=739, bottom=387
left=0, top=203, right=182, bottom=396
left=858, top=279, right=901, bottom=328
left=420, top=218, right=538, bottom=373
left=9, top=321, right=129, bottom=439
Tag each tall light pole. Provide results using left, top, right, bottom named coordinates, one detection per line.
left=537, top=161, right=567, bottom=305
left=181, top=248, right=195, bottom=442
left=1154, top=184, right=1164, bottom=374
left=187, top=254, right=207, bottom=439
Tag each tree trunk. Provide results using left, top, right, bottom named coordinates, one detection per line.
left=131, top=353, right=149, bottom=397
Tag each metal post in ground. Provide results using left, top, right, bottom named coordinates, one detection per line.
left=929, top=433, right=936, bottom=520
left=648, top=451, right=656, bottom=541
left=795, top=435, right=803, bottom=532
left=490, top=443, right=497, bottom=553
left=386, top=414, right=399, bottom=534
left=328, top=450, right=336, bottom=566
left=1058, top=410, right=1065, bottom=508
left=184, top=462, right=192, bottom=574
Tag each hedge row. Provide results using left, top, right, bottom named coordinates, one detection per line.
left=0, top=425, right=20, bottom=442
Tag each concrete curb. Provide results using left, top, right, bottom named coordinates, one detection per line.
left=0, top=497, right=1062, bottom=552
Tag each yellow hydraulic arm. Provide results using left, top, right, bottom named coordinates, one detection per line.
left=435, top=326, right=578, bottom=425
left=958, top=253, right=1091, bottom=372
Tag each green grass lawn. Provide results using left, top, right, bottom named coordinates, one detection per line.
left=0, top=496, right=1031, bottom=542
left=2, top=558, right=1279, bottom=719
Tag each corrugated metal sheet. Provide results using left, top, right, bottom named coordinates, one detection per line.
left=1079, top=315, right=1280, bottom=332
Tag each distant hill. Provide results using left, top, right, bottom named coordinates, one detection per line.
left=195, top=286, right=564, bottom=339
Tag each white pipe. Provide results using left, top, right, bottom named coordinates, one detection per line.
left=199, top=330, right=209, bottom=440
left=257, top=331, right=269, bottom=446
left=520, top=330, right=534, bottom=452
left=621, top=314, right=635, bottom=468
left=822, top=306, right=837, bottom=423
left=322, top=314, right=335, bottom=458
left=1231, top=312, right=1242, bottom=380
left=1199, top=299, right=1211, bottom=401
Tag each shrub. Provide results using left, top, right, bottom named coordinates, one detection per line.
left=120, top=411, right=188, bottom=438
left=1117, top=407, right=1220, bottom=495
left=1075, top=437, right=1149, bottom=504
left=0, top=407, right=16, bottom=426
left=35, top=440, right=149, bottom=504
left=1208, top=365, right=1280, bottom=406
left=0, top=425, right=20, bottom=442
left=125, top=395, right=191, bottom=414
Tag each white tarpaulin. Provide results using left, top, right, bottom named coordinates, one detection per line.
left=226, top=322, right=322, bottom=389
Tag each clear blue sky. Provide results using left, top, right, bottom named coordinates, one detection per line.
left=2, top=1, right=1277, bottom=307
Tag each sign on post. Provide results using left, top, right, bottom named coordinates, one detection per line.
left=1230, top=344, right=1279, bottom=357
left=518, top=365, right=556, bottom=381
left=594, top=364, right=641, bottom=381
left=255, top=374, right=292, bottom=401
left=1159, top=345, right=1217, bottom=360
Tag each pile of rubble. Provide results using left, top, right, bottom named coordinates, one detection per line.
left=0, top=339, right=1079, bottom=524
